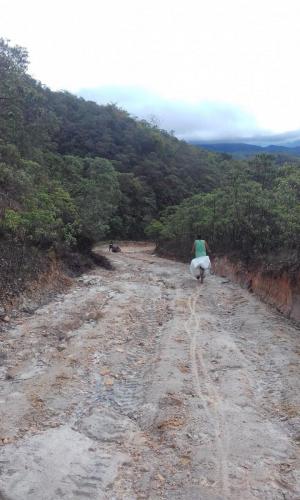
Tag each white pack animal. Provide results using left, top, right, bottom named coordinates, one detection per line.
left=190, top=255, right=211, bottom=280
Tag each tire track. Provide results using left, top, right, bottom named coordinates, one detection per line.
left=184, top=291, right=230, bottom=498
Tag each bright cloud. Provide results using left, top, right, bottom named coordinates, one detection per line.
left=1, top=0, right=300, bottom=140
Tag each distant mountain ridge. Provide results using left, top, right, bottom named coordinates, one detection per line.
left=191, top=142, right=300, bottom=157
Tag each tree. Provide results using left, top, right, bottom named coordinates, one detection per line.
left=74, top=158, right=120, bottom=244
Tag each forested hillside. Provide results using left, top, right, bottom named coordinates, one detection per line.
left=191, top=141, right=300, bottom=158
left=0, top=39, right=222, bottom=247
left=0, top=39, right=299, bottom=302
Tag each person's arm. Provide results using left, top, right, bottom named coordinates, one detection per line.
left=191, top=241, right=195, bottom=254
left=205, top=240, right=211, bottom=254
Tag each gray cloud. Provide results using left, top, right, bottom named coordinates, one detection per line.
left=78, top=86, right=300, bottom=145
left=239, top=130, right=300, bottom=147
left=78, top=86, right=258, bottom=139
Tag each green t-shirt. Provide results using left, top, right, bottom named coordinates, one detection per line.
left=195, top=239, right=206, bottom=257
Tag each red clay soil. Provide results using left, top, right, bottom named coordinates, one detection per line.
left=213, top=256, right=300, bottom=322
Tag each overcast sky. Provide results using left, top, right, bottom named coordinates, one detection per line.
left=1, top=0, right=300, bottom=143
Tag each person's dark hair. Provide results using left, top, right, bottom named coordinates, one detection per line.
left=197, top=234, right=202, bottom=240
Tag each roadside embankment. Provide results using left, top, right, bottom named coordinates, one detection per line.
left=0, top=241, right=112, bottom=317
left=213, top=256, right=300, bottom=322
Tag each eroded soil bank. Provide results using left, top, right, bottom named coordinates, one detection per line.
left=0, top=243, right=110, bottom=318
left=213, top=257, right=300, bottom=323
left=0, top=243, right=299, bottom=499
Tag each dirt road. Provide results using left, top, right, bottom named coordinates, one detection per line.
left=0, top=244, right=299, bottom=499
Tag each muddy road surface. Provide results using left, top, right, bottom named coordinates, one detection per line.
left=0, top=243, right=299, bottom=499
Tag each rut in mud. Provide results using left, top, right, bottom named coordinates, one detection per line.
left=0, top=243, right=299, bottom=500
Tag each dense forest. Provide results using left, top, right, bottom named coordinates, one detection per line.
left=149, top=155, right=300, bottom=263
left=0, top=38, right=299, bottom=299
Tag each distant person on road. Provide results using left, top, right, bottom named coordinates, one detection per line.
left=192, top=235, right=210, bottom=258
left=109, top=241, right=121, bottom=253
left=191, top=235, right=210, bottom=283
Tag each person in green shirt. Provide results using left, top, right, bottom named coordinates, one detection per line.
left=191, top=235, right=210, bottom=283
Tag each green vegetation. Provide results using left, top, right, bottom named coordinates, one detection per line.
left=0, top=39, right=223, bottom=252
left=0, top=38, right=299, bottom=286
left=152, top=155, right=300, bottom=262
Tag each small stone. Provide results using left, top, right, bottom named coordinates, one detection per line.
left=2, top=316, right=10, bottom=323
left=22, top=306, right=36, bottom=314
left=100, top=367, right=110, bottom=376
left=104, top=377, right=114, bottom=387
left=57, top=345, right=66, bottom=351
